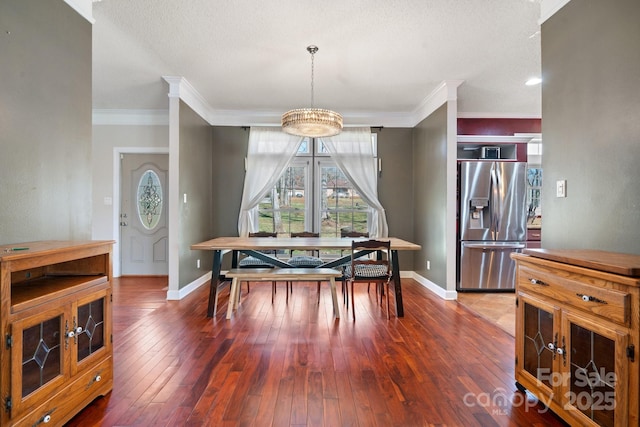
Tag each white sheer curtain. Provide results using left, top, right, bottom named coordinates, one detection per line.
left=321, top=128, right=389, bottom=238
left=237, top=127, right=303, bottom=236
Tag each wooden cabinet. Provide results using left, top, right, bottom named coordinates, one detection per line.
left=512, top=249, right=640, bottom=427
left=0, top=241, right=114, bottom=426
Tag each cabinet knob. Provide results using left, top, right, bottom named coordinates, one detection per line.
left=42, top=414, right=52, bottom=423
left=576, top=293, right=608, bottom=304
left=66, top=330, right=75, bottom=338
left=75, top=326, right=83, bottom=334
left=95, top=374, right=102, bottom=382
left=530, top=278, right=548, bottom=286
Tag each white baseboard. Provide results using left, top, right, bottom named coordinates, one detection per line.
left=167, top=271, right=212, bottom=300
left=411, top=272, right=458, bottom=300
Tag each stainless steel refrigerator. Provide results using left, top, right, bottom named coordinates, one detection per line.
left=457, top=161, right=527, bottom=291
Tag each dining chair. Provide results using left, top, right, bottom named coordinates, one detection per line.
left=286, top=231, right=324, bottom=302
left=338, top=230, right=369, bottom=304
left=238, top=231, right=278, bottom=300
left=345, top=239, right=393, bottom=320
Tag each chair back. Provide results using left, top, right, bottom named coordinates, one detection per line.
left=350, top=239, right=391, bottom=279
left=290, top=231, right=320, bottom=257
left=291, top=231, right=319, bottom=238
left=339, top=230, right=369, bottom=256
left=249, top=231, right=277, bottom=238
left=247, top=231, right=277, bottom=255
left=341, top=230, right=369, bottom=238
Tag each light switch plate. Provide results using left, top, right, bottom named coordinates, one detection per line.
left=556, top=180, right=567, bottom=198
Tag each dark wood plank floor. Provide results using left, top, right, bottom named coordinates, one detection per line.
left=66, top=276, right=567, bottom=426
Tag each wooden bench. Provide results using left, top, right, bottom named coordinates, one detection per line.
left=224, top=268, right=343, bottom=319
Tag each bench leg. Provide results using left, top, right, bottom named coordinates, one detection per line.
left=329, top=278, right=340, bottom=318
left=227, top=278, right=239, bottom=319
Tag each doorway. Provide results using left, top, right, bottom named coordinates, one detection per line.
left=120, top=153, right=169, bottom=275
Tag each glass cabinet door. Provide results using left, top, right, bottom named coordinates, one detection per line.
left=72, top=289, right=110, bottom=372
left=562, top=312, right=628, bottom=427
left=76, top=297, right=105, bottom=362
left=11, top=306, right=68, bottom=414
left=518, top=295, right=559, bottom=399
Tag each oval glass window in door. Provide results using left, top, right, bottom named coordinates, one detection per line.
left=137, top=170, right=163, bottom=230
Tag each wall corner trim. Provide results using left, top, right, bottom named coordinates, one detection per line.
left=64, top=0, right=95, bottom=23
left=410, top=80, right=464, bottom=127
left=163, top=76, right=213, bottom=125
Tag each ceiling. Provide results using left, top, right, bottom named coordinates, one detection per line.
left=91, top=0, right=543, bottom=127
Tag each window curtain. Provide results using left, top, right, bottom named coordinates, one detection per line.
left=321, top=128, right=389, bottom=238
left=237, top=127, right=303, bottom=236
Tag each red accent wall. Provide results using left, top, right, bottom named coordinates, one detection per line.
left=457, top=118, right=541, bottom=135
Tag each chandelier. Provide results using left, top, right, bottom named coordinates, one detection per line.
left=282, top=45, right=343, bottom=138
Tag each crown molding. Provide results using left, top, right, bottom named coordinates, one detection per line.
left=96, top=79, right=545, bottom=129
left=63, top=0, right=95, bottom=23
left=409, top=80, right=464, bottom=127
left=162, top=76, right=214, bottom=124
left=540, top=0, right=572, bottom=24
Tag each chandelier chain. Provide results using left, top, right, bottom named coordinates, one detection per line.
left=309, top=46, right=316, bottom=108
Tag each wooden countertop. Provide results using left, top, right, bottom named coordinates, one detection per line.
left=517, top=248, right=640, bottom=277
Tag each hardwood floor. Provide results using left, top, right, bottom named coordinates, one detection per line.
left=66, top=276, right=567, bottom=426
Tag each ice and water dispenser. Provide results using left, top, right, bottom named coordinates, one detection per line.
left=469, top=197, right=489, bottom=230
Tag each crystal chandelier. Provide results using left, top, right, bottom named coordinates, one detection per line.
left=282, top=46, right=343, bottom=138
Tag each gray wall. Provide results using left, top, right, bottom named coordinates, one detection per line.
left=0, top=0, right=92, bottom=244
left=211, top=127, right=249, bottom=237
left=178, top=102, right=214, bottom=287
left=412, top=104, right=449, bottom=287
left=376, top=128, right=415, bottom=271
left=541, top=0, right=640, bottom=254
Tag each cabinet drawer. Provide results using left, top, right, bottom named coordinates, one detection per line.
left=526, top=229, right=541, bottom=241
left=518, top=264, right=630, bottom=327
left=13, top=356, right=112, bottom=427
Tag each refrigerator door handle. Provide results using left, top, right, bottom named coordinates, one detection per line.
left=490, top=163, right=499, bottom=239
left=463, top=243, right=526, bottom=250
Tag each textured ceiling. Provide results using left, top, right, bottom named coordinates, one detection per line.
left=91, top=0, right=542, bottom=125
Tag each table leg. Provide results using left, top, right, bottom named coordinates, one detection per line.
left=234, top=278, right=241, bottom=309
left=329, top=278, right=340, bottom=318
left=207, top=249, right=223, bottom=317
left=391, top=250, right=404, bottom=317
left=227, top=277, right=239, bottom=319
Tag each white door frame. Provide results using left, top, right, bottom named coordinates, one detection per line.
left=112, top=147, right=170, bottom=277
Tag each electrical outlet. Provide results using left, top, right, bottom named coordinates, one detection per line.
left=426, top=260, right=431, bottom=270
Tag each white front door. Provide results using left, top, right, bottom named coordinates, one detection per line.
left=120, top=153, right=169, bottom=275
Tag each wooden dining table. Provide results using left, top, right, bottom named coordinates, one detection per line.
left=191, top=236, right=421, bottom=318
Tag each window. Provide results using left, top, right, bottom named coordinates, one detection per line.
left=257, top=159, right=310, bottom=234
left=318, top=160, right=369, bottom=236
left=256, top=136, right=376, bottom=237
